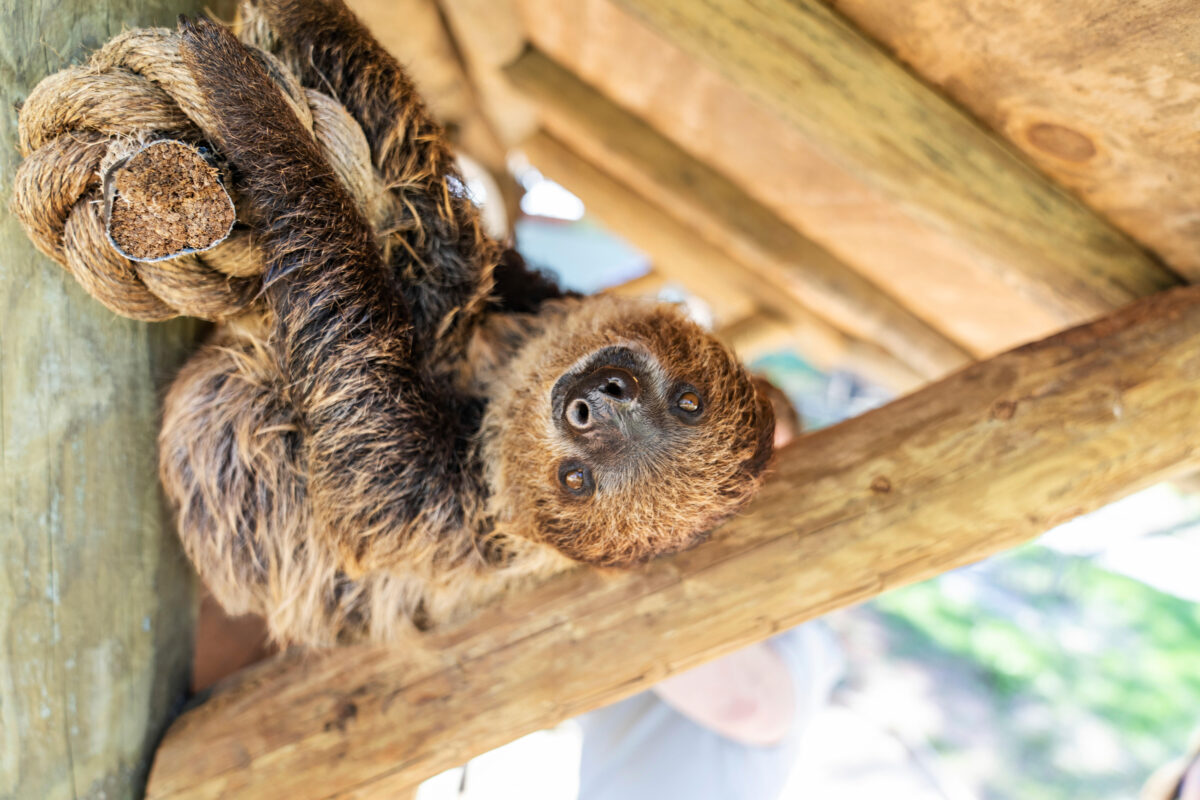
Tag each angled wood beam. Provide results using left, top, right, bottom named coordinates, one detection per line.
left=516, top=0, right=1064, bottom=357
left=831, top=0, right=1200, bottom=281
left=146, top=284, right=1200, bottom=800
left=347, top=0, right=509, bottom=174
left=435, top=0, right=538, bottom=149
left=524, top=129, right=924, bottom=392
left=607, top=0, right=1180, bottom=320
left=505, top=47, right=972, bottom=381
left=607, top=266, right=760, bottom=333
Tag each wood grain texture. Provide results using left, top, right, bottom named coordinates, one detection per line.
left=507, top=48, right=971, bottom=381
left=0, top=2, right=220, bottom=799
left=832, top=0, right=1200, bottom=281
left=513, top=0, right=1155, bottom=355
left=606, top=0, right=1180, bottom=319
left=435, top=0, right=538, bottom=149
left=524, top=130, right=925, bottom=392
left=146, top=283, right=1200, bottom=800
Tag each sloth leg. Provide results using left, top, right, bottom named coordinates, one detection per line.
left=159, top=318, right=388, bottom=646
left=179, top=18, right=479, bottom=574
left=158, top=318, right=306, bottom=618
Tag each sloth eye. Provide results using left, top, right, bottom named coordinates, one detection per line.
left=558, top=463, right=595, bottom=497
left=671, top=387, right=704, bottom=425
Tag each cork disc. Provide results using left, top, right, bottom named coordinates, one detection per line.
left=106, top=140, right=235, bottom=262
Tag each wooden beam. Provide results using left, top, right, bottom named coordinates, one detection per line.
left=506, top=48, right=972, bottom=381
left=831, top=0, right=1200, bottom=282
left=346, top=0, right=510, bottom=174
left=523, top=129, right=924, bottom=392
left=606, top=0, right=1180, bottom=319
left=516, top=0, right=1065, bottom=358
left=434, top=0, right=538, bottom=149
left=604, top=268, right=760, bottom=333
left=0, top=2, right=217, bottom=798
left=146, top=284, right=1200, bottom=800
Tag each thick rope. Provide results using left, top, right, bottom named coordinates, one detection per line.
left=11, top=26, right=389, bottom=321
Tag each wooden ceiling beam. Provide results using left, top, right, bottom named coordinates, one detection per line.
left=515, top=0, right=1067, bottom=356
left=346, top=0, right=509, bottom=174
left=147, top=283, right=1200, bottom=800
left=605, top=265, right=761, bottom=333
left=506, top=48, right=972, bottom=382
left=607, top=0, right=1180, bottom=320
left=434, top=0, right=537, bottom=149
left=831, top=0, right=1200, bottom=281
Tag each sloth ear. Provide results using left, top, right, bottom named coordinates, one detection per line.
left=739, top=379, right=778, bottom=480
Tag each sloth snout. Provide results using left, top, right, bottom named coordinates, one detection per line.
left=564, top=366, right=641, bottom=431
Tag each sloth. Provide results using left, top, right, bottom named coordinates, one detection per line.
left=161, top=4, right=774, bottom=646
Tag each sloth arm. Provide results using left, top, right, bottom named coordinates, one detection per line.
left=180, top=17, right=476, bottom=572
left=249, top=0, right=494, bottom=341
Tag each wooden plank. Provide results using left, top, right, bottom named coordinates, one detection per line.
left=524, top=130, right=924, bottom=392
left=146, top=283, right=1200, bottom=800
left=513, top=0, right=1167, bottom=355
left=0, top=2, right=216, bottom=798
left=348, top=0, right=527, bottom=230
left=346, top=0, right=510, bottom=174
left=831, top=0, right=1200, bottom=282
left=435, top=0, right=538, bottom=149
left=609, top=0, right=1180, bottom=319
left=513, top=0, right=1063, bottom=357
left=506, top=48, right=972, bottom=381
left=605, top=0, right=1180, bottom=320
left=605, top=268, right=759, bottom=333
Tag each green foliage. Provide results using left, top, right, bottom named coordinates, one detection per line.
left=872, top=544, right=1200, bottom=800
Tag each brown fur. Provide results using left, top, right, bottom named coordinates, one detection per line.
left=161, top=5, right=773, bottom=647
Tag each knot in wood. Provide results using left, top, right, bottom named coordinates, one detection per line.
left=870, top=475, right=892, bottom=494
left=992, top=399, right=1017, bottom=420
left=1025, top=122, right=1097, bottom=163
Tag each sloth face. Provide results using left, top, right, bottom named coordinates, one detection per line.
left=482, top=295, right=774, bottom=567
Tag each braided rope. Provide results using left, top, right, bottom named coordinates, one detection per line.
left=11, top=26, right=389, bottom=321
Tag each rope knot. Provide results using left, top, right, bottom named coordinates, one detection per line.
left=11, top=24, right=387, bottom=321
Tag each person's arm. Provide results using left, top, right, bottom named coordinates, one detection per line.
left=652, top=641, right=796, bottom=747
left=1180, top=757, right=1200, bottom=800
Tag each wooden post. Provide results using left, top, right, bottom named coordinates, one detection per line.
left=146, top=284, right=1200, bottom=800
left=0, top=2, right=222, bottom=798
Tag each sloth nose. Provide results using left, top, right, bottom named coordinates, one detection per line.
left=564, top=366, right=641, bottom=432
